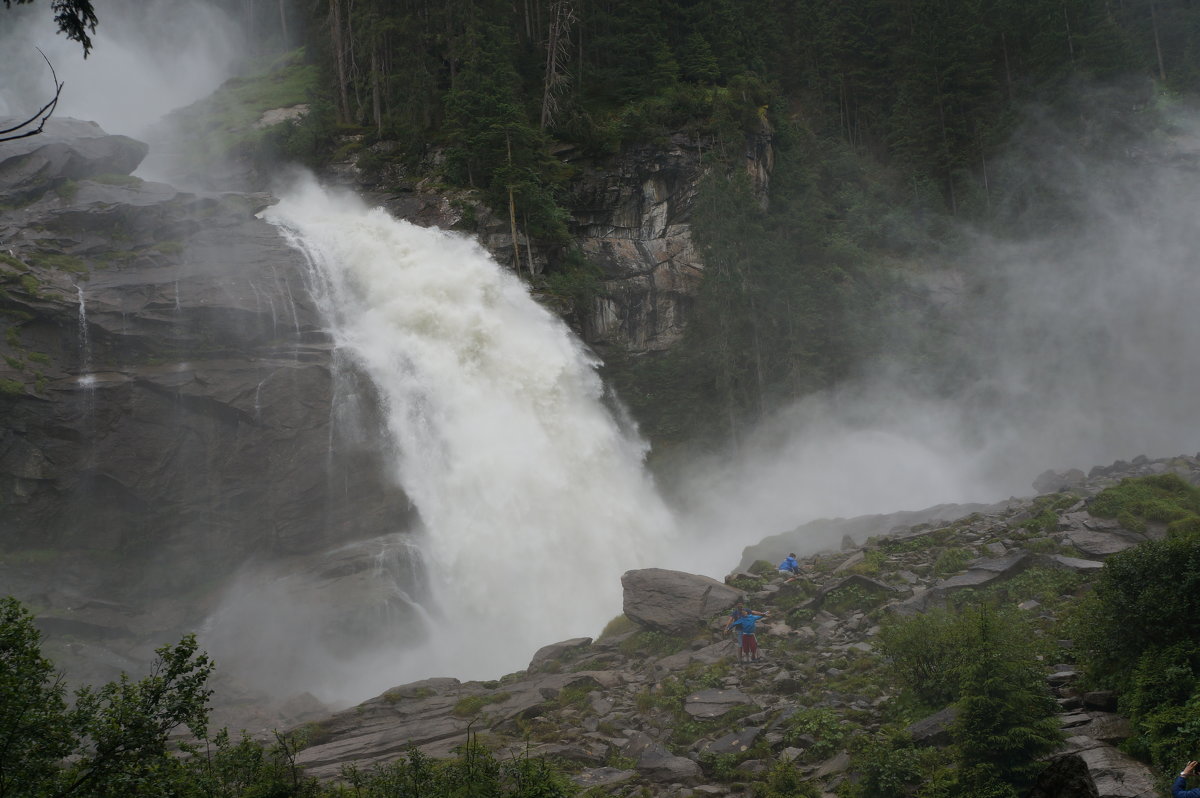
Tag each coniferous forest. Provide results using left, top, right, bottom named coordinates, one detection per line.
left=238, top=0, right=1200, bottom=448
left=7, top=2, right=1200, bottom=797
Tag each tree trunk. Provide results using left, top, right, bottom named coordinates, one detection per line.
left=1063, top=3, right=1075, bottom=61
left=278, top=0, right=288, bottom=47
left=330, top=0, right=351, bottom=124
left=1151, top=0, right=1167, bottom=81
left=506, top=133, right=522, bottom=274
left=371, top=45, right=383, bottom=135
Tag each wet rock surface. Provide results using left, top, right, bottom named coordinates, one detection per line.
left=0, top=120, right=413, bottom=708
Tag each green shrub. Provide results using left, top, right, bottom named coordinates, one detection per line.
left=618, top=629, right=688, bottom=658
left=752, top=759, right=820, bottom=797
left=27, top=252, right=87, bottom=274
left=598, top=614, right=637, bottom=640
left=780, top=708, right=851, bottom=761
left=954, top=608, right=1062, bottom=792
left=0, top=253, right=27, bottom=271
left=845, top=731, right=952, bottom=798
left=1090, top=474, right=1200, bottom=529
left=933, top=547, right=970, bottom=576
left=0, top=378, right=24, bottom=395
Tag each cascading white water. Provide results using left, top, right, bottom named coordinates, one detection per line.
left=262, top=177, right=676, bottom=684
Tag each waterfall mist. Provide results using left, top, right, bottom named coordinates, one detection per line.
left=0, top=0, right=242, bottom=141
left=216, top=176, right=677, bottom=702
left=672, top=84, right=1200, bottom=576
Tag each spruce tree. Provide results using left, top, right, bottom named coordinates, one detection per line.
left=954, top=608, right=1062, bottom=793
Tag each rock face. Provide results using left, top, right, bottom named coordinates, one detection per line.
left=0, top=120, right=413, bottom=688
left=343, top=127, right=775, bottom=356
left=0, top=117, right=148, bottom=205
left=621, top=567, right=741, bottom=633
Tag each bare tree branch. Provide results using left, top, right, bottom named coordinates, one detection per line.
left=0, top=49, right=64, bottom=143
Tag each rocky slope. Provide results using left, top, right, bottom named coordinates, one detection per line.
left=286, top=454, right=1200, bottom=797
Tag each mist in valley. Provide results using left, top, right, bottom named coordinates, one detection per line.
left=6, top=2, right=1200, bottom=708
left=672, top=82, right=1200, bottom=577
left=0, top=0, right=243, bottom=141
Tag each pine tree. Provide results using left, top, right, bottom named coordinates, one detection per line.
left=954, top=608, right=1062, bottom=793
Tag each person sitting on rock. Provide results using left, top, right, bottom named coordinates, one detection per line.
left=729, top=610, right=770, bottom=663
left=778, top=553, right=802, bottom=581
left=724, top=601, right=764, bottom=659
left=1173, top=761, right=1200, bottom=797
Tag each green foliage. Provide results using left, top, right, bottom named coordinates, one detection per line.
left=780, top=708, right=851, bottom=762
left=846, top=549, right=888, bottom=578
left=844, top=730, right=953, bottom=798
left=1069, top=535, right=1200, bottom=770
left=822, top=584, right=885, bottom=614
left=597, top=614, right=637, bottom=640
left=341, top=736, right=576, bottom=797
left=953, top=608, right=1062, bottom=792
left=617, top=629, right=689, bottom=658
left=0, top=596, right=72, bottom=797
left=0, top=253, right=27, bottom=271
left=27, top=252, right=87, bottom=274
left=539, top=249, right=602, bottom=314
left=1071, top=535, right=1200, bottom=691
left=1089, top=474, right=1200, bottom=534
left=452, top=691, right=510, bottom=717
left=0, top=378, right=24, bottom=396
left=0, top=598, right=583, bottom=796
left=932, top=547, right=970, bottom=576
left=0, top=596, right=214, bottom=797
left=878, top=609, right=970, bottom=708
left=751, top=759, right=820, bottom=798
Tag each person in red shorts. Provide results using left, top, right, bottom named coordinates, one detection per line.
left=729, top=610, right=770, bottom=663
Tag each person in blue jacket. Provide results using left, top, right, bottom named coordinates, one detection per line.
left=729, top=610, right=770, bottom=663
left=724, top=601, right=764, bottom=657
left=778, top=553, right=802, bottom=581
left=1174, top=761, right=1200, bottom=797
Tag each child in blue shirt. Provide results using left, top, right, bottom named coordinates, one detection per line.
left=729, top=610, right=769, bottom=663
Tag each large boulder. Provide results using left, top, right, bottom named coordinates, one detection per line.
left=0, top=117, right=147, bottom=204
left=1028, top=754, right=1100, bottom=798
left=621, top=568, right=741, bottom=633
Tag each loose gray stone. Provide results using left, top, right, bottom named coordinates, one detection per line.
left=683, top=689, right=755, bottom=719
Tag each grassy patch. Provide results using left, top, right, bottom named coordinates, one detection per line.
left=618, top=629, right=690, bottom=658
left=27, top=252, right=87, bottom=274
left=932, top=547, right=971, bottom=576
left=89, top=173, right=143, bottom=187
left=452, top=692, right=510, bottom=717
left=0, top=253, right=28, bottom=271
left=0, top=378, right=26, bottom=396
left=1089, top=474, right=1200, bottom=535
left=598, top=614, right=637, bottom=640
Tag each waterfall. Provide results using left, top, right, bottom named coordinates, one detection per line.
left=261, top=178, right=676, bottom=687
left=76, top=284, right=91, bottom=373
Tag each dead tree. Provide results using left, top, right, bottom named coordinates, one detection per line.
left=540, top=0, right=576, bottom=130
left=0, top=50, right=64, bottom=143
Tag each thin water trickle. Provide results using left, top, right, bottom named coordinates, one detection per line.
left=263, top=177, right=678, bottom=685
left=75, top=284, right=90, bottom=373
